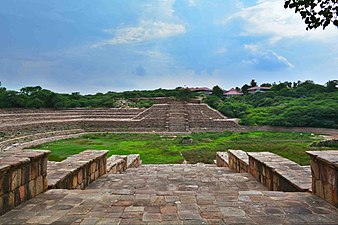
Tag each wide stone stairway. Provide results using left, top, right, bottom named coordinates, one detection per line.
left=167, top=102, right=189, bottom=132
left=1, top=164, right=337, bottom=225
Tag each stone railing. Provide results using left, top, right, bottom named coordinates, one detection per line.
left=107, top=155, right=127, bottom=174
left=228, top=149, right=249, bottom=173
left=307, top=150, right=338, bottom=207
left=0, top=150, right=50, bottom=215
left=247, top=152, right=311, bottom=192
left=216, top=152, right=229, bottom=167
left=47, top=150, right=108, bottom=190
left=127, top=154, right=141, bottom=168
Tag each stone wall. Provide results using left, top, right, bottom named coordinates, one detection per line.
left=228, top=150, right=249, bottom=173
left=216, top=152, right=229, bottom=167
left=247, top=152, right=311, bottom=192
left=0, top=150, right=50, bottom=215
left=127, top=154, right=141, bottom=168
left=47, top=150, right=108, bottom=190
left=107, top=155, right=127, bottom=174
left=307, top=150, right=338, bottom=207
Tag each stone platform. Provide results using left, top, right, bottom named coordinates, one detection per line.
left=0, top=164, right=337, bottom=225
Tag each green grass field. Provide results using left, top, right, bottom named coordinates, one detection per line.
left=31, top=131, right=337, bottom=165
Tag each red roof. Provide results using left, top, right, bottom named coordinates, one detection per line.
left=223, top=88, right=242, bottom=95
left=247, top=86, right=271, bottom=91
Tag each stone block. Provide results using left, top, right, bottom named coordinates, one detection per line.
left=36, top=176, right=44, bottom=195
left=21, top=165, right=30, bottom=185
left=8, top=191, right=14, bottom=209
left=310, top=160, right=320, bottom=180
left=77, top=169, right=83, bottom=185
left=72, top=174, right=78, bottom=189
left=41, top=157, right=48, bottom=175
left=324, top=183, right=333, bottom=203
left=30, top=161, right=39, bottom=180
left=1, top=173, right=10, bottom=196
left=18, top=185, right=26, bottom=202
left=28, top=179, right=36, bottom=198
left=43, top=176, right=48, bottom=191
left=11, top=168, right=22, bottom=190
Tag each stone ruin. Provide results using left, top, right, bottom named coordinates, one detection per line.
left=0, top=101, right=239, bottom=152
left=0, top=101, right=337, bottom=224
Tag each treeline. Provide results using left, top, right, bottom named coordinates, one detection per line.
left=0, top=85, right=196, bottom=109
left=0, top=80, right=337, bottom=129
left=204, top=80, right=338, bottom=128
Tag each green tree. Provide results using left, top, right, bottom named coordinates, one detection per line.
left=241, top=84, right=250, bottom=95
left=326, top=80, right=338, bottom=91
left=261, top=83, right=272, bottom=87
left=212, top=85, right=224, bottom=98
left=284, top=0, right=338, bottom=30
left=250, top=79, right=257, bottom=87
left=20, top=86, right=42, bottom=95
left=176, top=88, right=194, bottom=101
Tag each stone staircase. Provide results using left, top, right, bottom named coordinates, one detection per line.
left=1, top=163, right=337, bottom=224
left=167, top=102, right=189, bottom=132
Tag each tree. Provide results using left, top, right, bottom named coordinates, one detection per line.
left=20, top=86, right=42, bottom=96
left=261, top=83, right=272, bottom=87
left=326, top=80, right=338, bottom=91
left=284, top=0, right=338, bottom=30
left=241, top=84, right=250, bottom=95
left=250, top=79, right=257, bottom=87
left=176, top=88, right=194, bottom=101
left=212, top=85, right=224, bottom=98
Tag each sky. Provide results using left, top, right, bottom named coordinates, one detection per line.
left=0, top=0, right=337, bottom=94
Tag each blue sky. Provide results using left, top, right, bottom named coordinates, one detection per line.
left=0, top=0, right=337, bottom=94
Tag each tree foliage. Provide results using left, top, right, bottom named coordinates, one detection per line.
left=212, top=85, right=224, bottom=98
left=204, top=80, right=338, bottom=129
left=284, top=0, right=338, bottom=30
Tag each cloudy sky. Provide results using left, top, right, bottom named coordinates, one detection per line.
left=0, top=0, right=337, bottom=94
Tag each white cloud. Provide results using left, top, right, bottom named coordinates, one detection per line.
left=225, top=0, right=338, bottom=44
left=243, top=44, right=259, bottom=52
left=242, top=44, right=294, bottom=69
left=271, top=51, right=294, bottom=68
left=93, top=20, right=186, bottom=47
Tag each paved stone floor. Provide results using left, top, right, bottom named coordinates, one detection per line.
left=1, top=164, right=337, bottom=225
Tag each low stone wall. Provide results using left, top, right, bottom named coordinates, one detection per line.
left=0, top=129, right=85, bottom=152
left=47, top=150, right=108, bottom=190
left=247, top=152, right=311, bottom=192
left=127, top=154, right=141, bottom=168
left=307, top=150, right=338, bottom=207
left=107, top=155, right=127, bottom=174
left=228, top=150, right=249, bottom=173
left=216, top=152, right=229, bottom=167
left=0, top=150, right=50, bottom=215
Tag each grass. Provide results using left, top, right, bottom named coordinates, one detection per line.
left=31, top=131, right=338, bottom=165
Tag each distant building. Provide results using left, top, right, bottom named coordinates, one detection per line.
left=188, top=87, right=212, bottom=95
left=247, top=86, right=271, bottom=94
left=223, top=88, right=243, bottom=97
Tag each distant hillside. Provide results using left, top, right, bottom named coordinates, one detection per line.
left=204, top=80, right=338, bottom=129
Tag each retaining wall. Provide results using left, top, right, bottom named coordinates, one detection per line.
left=228, top=149, right=249, bottom=173
left=0, top=150, right=50, bottom=215
left=47, top=150, right=108, bottom=190
left=247, top=152, right=311, bottom=192
left=307, top=150, right=338, bottom=207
